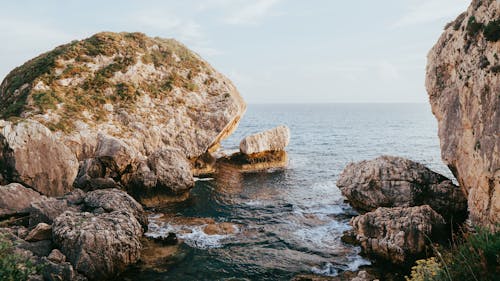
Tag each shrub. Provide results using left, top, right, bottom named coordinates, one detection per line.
left=484, top=20, right=500, bottom=42
left=467, top=16, right=484, bottom=37
left=406, top=227, right=500, bottom=281
left=0, top=234, right=39, bottom=281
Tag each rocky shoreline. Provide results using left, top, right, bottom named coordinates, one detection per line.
left=0, top=0, right=499, bottom=280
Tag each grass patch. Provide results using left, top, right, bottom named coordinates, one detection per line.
left=467, top=16, right=484, bottom=37
left=484, top=20, right=500, bottom=42
left=405, top=227, right=500, bottom=281
left=0, top=234, right=41, bottom=280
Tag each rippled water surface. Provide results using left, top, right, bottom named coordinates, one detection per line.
left=123, top=103, right=451, bottom=280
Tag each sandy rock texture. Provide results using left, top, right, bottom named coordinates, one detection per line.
left=426, top=0, right=500, bottom=228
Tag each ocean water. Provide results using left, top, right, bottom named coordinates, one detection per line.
left=122, top=103, right=452, bottom=280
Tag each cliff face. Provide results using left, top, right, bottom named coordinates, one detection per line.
left=0, top=32, right=246, bottom=200
left=426, top=0, right=499, bottom=228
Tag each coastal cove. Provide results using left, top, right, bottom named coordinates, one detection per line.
left=121, top=103, right=450, bottom=280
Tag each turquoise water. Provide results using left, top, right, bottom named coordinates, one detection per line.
left=123, top=103, right=450, bottom=280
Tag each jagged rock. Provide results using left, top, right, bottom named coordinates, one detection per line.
left=48, top=249, right=66, bottom=263
left=52, top=211, right=143, bottom=280
left=0, top=183, right=44, bottom=218
left=25, top=223, right=52, bottom=242
left=29, top=198, right=79, bottom=227
left=63, top=188, right=86, bottom=205
left=240, top=125, right=290, bottom=155
left=0, top=32, right=246, bottom=200
left=0, top=120, right=79, bottom=196
left=337, top=155, right=467, bottom=222
left=83, top=189, right=148, bottom=227
left=41, top=257, right=88, bottom=281
left=351, top=205, right=445, bottom=264
left=426, top=0, right=500, bottom=228
left=126, top=148, right=194, bottom=206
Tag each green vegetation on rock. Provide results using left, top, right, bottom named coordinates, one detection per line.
left=0, top=234, right=40, bottom=281
left=405, top=227, right=500, bottom=281
left=0, top=32, right=211, bottom=132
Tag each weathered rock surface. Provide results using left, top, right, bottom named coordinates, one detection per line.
left=52, top=211, right=143, bottom=280
left=0, top=183, right=43, bottom=218
left=29, top=197, right=79, bottom=226
left=0, top=120, right=79, bottom=196
left=426, top=0, right=500, bottom=228
left=240, top=125, right=290, bottom=155
left=351, top=205, right=445, bottom=264
left=126, top=148, right=194, bottom=206
left=25, top=222, right=52, bottom=242
left=0, top=31, right=246, bottom=201
left=337, top=155, right=467, bottom=222
left=83, top=188, right=148, bottom=227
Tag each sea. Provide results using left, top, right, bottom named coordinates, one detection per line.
left=122, top=103, right=453, bottom=281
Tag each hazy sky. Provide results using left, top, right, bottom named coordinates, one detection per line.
left=0, top=0, right=470, bottom=103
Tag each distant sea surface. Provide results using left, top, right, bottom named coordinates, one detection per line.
left=123, top=103, right=452, bottom=280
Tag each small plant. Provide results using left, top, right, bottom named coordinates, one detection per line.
left=405, top=227, right=500, bottom=281
left=467, top=16, right=484, bottom=37
left=0, top=234, right=40, bottom=281
left=484, top=20, right=500, bottom=42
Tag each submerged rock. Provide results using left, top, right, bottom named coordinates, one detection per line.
left=351, top=205, right=445, bottom=264
left=52, top=211, right=143, bottom=280
left=0, top=183, right=43, bottom=218
left=217, top=150, right=288, bottom=173
left=426, top=0, right=500, bottom=228
left=337, top=155, right=467, bottom=222
left=239, top=125, right=290, bottom=155
left=0, top=120, right=79, bottom=196
left=0, top=31, right=246, bottom=202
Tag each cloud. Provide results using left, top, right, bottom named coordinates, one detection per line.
left=393, top=0, right=469, bottom=27
left=132, top=10, right=220, bottom=57
left=223, top=0, right=282, bottom=25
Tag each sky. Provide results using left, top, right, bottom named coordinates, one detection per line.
left=0, top=0, right=470, bottom=103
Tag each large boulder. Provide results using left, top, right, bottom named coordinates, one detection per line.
left=0, top=32, right=246, bottom=201
left=240, top=125, right=290, bottom=155
left=52, top=211, right=143, bottom=280
left=426, top=0, right=500, bottom=228
left=0, top=120, right=79, bottom=196
left=337, top=156, right=467, bottom=222
left=351, top=205, right=445, bottom=264
left=0, top=183, right=44, bottom=218
left=83, top=188, right=148, bottom=227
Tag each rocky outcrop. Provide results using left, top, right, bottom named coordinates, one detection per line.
left=0, top=183, right=43, bottom=218
left=52, top=211, right=143, bottom=280
left=426, top=0, right=500, bottom=228
left=0, top=31, right=246, bottom=202
left=0, top=120, right=79, bottom=196
left=125, top=148, right=194, bottom=206
left=351, top=205, right=445, bottom=264
left=239, top=125, right=290, bottom=155
left=83, top=188, right=148, bottom=227
left=337, top=156, right=467, bottom=222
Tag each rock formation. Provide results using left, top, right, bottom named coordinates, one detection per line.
left=0, top=183, right=44, bottom=218
left=0, top=31, right=246, bottom=203
left=426, top=0, right=499, bottom=228
left=239, top=125, right=290, bottom=155
left=0, top=120, right=79, bottom=196
left=52, top=211, right=143, bottom=280
left=337, top=155, right=467, bottom=222
left=351, top=205, right=445, bottom=264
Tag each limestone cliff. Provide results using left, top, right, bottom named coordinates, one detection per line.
left=0, top=32, right=246, bottom=201
left=426, top=0, right=499, bottom=228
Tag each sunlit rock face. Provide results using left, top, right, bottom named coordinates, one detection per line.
left=0, top=32, right=246, bottom=202
left=426, top=0, right=500, bottom=228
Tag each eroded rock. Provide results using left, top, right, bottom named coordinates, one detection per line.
left=337, top=155, right=467, bottom=222
left=351, top=205, right=445, bottom=264
left=29, top=198, right=79, bottom=227
left=0, top=183, right=43, bottom=218
left=240, top=125, right=290, bottom=155
left=0, top=120, right=79, bottom=196
left=25, top=223, right=52, bottom=242
left=426, top=0, right=500, bottom=228
left=52, top=211, right=143, bottom=280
